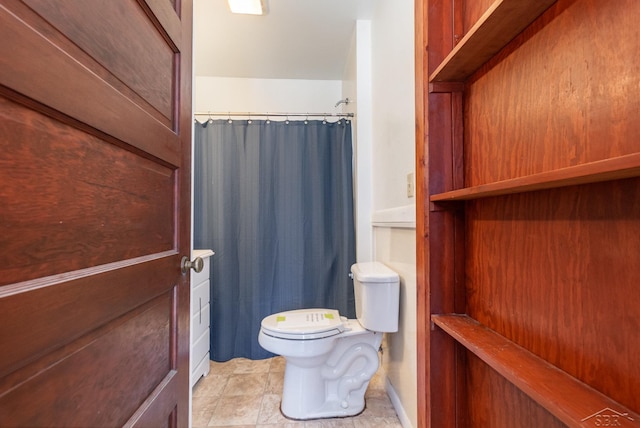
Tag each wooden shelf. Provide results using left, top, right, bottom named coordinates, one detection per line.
left=429, top=0, right=557, bottom=83
left=430, top=152, right=640, bottom=202
left=432, top=314, right=640, bottom=427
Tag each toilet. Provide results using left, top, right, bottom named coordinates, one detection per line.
left=258, top=262, right=400, bottom=420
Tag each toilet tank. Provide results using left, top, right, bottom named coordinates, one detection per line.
left=351, top=262, right=400, bottom=332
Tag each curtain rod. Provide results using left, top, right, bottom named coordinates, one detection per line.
left=194, top=111, right=354, bottom=118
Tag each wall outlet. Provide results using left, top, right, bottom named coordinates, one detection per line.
left=407, top=172, right=415, bottom=198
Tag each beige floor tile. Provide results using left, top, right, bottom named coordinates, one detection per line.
left=193, top=356, right=403, bottom=428
left=353, top=417, right=403, bottom=428
left=265, top=371, right=284, bottom=394
left=208, top=425, right=255, bottom=428
left=268, top=355, right=287, bottom=372
left=193, top=374, right=229, bottom=398
left=233, top=357, right=272, bottom=374
left=304, top=418, right=356, bottom=427
left=361, top=395, right=399, bottom=419
left=192, top=395, right=218, bottom=428
left=208, top=393, right=263, bottom=426
left=209, top=359, right=239, bottom=376
left=257, top=424, right=305, bottom=428
left=256, top=393, right=290, bottom=425
left=222, top=372, right=268, bottom=396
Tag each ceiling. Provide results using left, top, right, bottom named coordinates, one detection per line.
left=193, top=0, right=376, bottom=80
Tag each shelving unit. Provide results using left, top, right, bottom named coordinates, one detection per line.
left=432, top=314, right=640, bottom=427
left=418, top=0, right=640, bottom=425
left=430, top=152, right=640, bottom=201
left=429, top=0, right=557, bottom=83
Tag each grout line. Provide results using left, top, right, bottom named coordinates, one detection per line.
left=255, top=389, right=265, bottom=426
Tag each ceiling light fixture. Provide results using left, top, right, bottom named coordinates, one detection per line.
left=227, top=0, right=267, bottom=15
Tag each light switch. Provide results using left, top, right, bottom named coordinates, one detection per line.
left=407, top=172, right=415, bottom=198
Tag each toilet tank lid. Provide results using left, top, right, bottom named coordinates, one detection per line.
left=351, top=262, right=399, bottom=283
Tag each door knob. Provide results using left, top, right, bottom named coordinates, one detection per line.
left=181, top=256, right=204, bottom=274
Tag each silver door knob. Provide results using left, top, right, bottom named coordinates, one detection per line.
left=181, top=256, right=204, bottom=274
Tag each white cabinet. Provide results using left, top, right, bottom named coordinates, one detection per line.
left=190, top=249, right=214, bottom=388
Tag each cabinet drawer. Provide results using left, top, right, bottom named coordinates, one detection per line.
left=191, top=279, right=210, bottom=316
left=191, top=257, right=210, bottom=285
left=192, top=303, right=210, bottom=341
left=191, top=327, right=209, bottom=370
left=191, top=351, right=210, bottom=388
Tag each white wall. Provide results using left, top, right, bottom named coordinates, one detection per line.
left=369, top=0, right=417, bottom=427
left=371, top=1, right=416, bottom=211
left=342, top=21, right=374, bottom=263
left=375, top=225, right=416, bottom=428
left=194, top=76, right=343, bottom=115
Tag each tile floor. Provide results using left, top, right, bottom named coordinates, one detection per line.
left=192, top=356, right=403, bottom=427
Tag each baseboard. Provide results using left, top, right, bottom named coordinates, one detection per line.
left=385, top=377, right=413, bottom=428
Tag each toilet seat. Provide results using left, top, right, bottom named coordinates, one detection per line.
left=260, top=308, right=346, bottom=340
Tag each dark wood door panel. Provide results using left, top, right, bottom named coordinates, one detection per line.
left=0, top=4, right=179, bottom=163
left=0, top=97, right=176, bottom=286
left=0, top=292, right=176, bottom=427
left=24, top=0, right=175, bottom=121
left=0, top=255, right=178, bottom=379
left=144, top=0, right=182, bottom=48
left=126, top=374, right=179, bottom=428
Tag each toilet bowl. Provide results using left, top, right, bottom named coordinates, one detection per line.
left=258, top=262, right=400, bottom=420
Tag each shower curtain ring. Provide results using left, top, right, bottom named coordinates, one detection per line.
left=227, top=112, right=233, bottom=124
left=304, top=114, right=308, bottom=125
left=285, top=115, right=290, bottom=125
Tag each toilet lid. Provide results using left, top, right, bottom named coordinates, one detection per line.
left=260, top=308, right=346, bottom=340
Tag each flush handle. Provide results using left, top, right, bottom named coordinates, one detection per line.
left=181, top=256, right=204, bottom=274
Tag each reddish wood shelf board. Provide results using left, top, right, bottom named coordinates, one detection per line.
left=430, top=152, right=640, bottom=201
left=429, top=0, right=557, bottom=83
left=432, top=314, right=640, bottom=427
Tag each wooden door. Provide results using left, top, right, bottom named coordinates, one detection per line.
left=0, top=0, right=193, bottom=426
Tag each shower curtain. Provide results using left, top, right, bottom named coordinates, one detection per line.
left=194, top=119, right=356, bottom=361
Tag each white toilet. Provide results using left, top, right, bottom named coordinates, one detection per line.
left=258, top=262, right=400, bottom=420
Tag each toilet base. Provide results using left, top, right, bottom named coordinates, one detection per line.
left=279, top=329, right=383, bottom=420
left=280, top=402, right=367, bottom=421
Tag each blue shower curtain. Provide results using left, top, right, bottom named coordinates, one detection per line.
left=194, top=119, right=356, bottom=361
